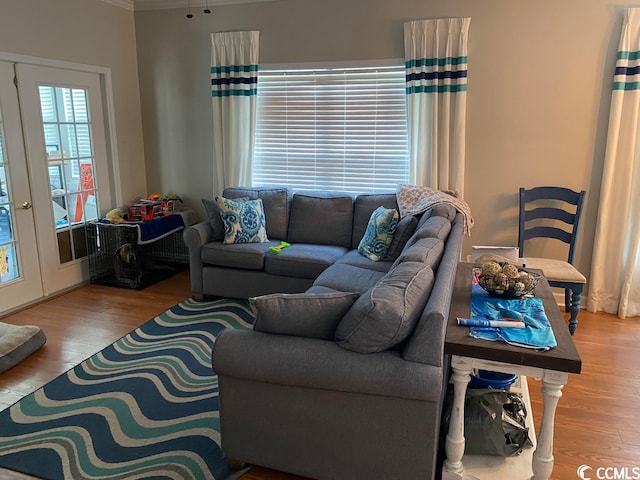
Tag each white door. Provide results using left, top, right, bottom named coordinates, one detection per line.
left=0, top=61, right=44, bottom=310
left=16, top=64, right=112, bottom=296
left=0, top=62, right=113, bottom=313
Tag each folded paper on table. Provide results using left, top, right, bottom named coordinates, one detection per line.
left=469, top=276, right=557, bottom=351
left=469, top=245, right=520, bottom=262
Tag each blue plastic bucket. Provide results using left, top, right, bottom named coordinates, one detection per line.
left=468, top=370, right=517, bottom=390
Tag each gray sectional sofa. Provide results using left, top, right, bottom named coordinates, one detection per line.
left=182, top=186, right=464, bottom=480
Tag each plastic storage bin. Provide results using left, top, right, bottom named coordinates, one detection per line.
left=468, top=370, right=518, bottom=391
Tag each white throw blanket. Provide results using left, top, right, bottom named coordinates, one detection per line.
left=396, top=184, right=474, bottom=236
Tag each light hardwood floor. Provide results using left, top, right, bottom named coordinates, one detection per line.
left=1, top=270, right=639, bottom=480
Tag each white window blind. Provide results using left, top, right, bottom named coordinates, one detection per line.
left=253, top=65, right=409, bottom=193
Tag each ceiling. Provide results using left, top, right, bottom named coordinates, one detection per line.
left=101, top=0, right=276, bottom=10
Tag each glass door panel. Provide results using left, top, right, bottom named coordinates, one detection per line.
left=0, top=60, right=43, bottom=312
left=40, top=85, right=99, bottom=263
left=0, top=131, right=19, bottom=283
left=17, top=64, right=112, bottom=296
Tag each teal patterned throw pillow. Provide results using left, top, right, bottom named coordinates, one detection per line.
left=215, top=196, right=269, bottom=244
left=358, top=206, right=399, bottom=261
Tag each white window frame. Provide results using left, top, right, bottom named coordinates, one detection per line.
left=253, top=59, right=409, bottom=193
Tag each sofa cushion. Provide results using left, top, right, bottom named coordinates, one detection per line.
left=201, top=198, right=225, bottom=241
left=392, top=237, right=445, bottom=270
left=223, top=186, right=291, bottom=240
left=305, top=285, right=344, bottom=294
left=416, top=215, right=452, bottom=240
left=335, top=250, right=393, bottom=273
left=384, top=215, right=418, bottom=261
left=357, top=206, right=399, bottom=261
left=203, top=191, right=254, bottom=240
left=404, top=215, right=452, bottom=251
left=287, top=192, right=354, bottom=248
left=216, top=197, right=269, bottom=244
left=251, top=292, right=360, bottom=340
left=416, top=204, right=457, bottom=224
left=201, top=241, right=280, bottom=269
left=313, top=263, right=387, bottom=294
left=335, top=262, right=435, bottom=353
left=265, top=244, right=348, bottom=279
left=351, top=193, right=397, bottom=248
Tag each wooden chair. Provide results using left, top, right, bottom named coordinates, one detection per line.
left=518, top=186, right=586, bottom=335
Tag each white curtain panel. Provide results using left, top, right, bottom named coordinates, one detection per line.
left=404, top=18, right=470, bottom=194
left=211, top=31, right=259, bottom=195
left=588, top=8, right=640, bottom=319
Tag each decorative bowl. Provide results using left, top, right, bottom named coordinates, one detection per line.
left=478, top=268, right=540, bottom=299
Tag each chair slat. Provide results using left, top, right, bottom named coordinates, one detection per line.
left=522, top=186, right=582, bottom=205
left=521, top=226, right=572, bottom=245
left=524, top=206, right=576, bottom=224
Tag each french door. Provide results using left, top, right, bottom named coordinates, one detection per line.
left=0, top=61, right=113, bottom=313
left=0, top=61, right=42, bottom=309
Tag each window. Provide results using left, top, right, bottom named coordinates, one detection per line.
left=39, top=85, right=98, bottom=263
left=253, top=64, right=409, bottom=193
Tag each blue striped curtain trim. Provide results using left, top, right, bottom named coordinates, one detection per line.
left=406, top=56, right=468, bottom=94
left=407, top=70, right=468, bottom=82
left=211, top=77, right=258, bottom=86
left=405, top=57, right=468, bottom=68
left=613, top=51, right=640, bottom=90
left=615, top=65, right=640, bottom=76
left=210, top=65, right=259, bottom=74
left=211, top=89, right=257, bottom=97
left=613, top=81, right=640, bottom=91
left=406, top=85, right=467, bottom=94
left=617, top=51, right=640, bottom=61
left=211, top=64, right=258, bottom=97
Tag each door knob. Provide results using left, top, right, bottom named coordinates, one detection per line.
left=21, top=201, right=32, bottom=210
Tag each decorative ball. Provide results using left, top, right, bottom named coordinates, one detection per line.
left=481, top=261, right=502, bottom=276
left=478, top=268, right=540, bottom=299
left=502, top=264, right=520, bottom=278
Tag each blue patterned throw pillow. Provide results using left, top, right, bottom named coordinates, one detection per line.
left=358, top=206, right=399, bottom=261
left=215, top=196, right=269, bottom=244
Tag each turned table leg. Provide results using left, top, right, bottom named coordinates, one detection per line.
left=443, top=359, right=472, bottom=476
left=531, top=370, right=568, bottom=480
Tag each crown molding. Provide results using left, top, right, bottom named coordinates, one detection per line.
left=132, top=0, right=276, bottom=10
left=100, top=0, right=134, bottom=10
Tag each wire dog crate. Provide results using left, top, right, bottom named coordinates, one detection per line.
left=87, top=221, right=188, bottom=289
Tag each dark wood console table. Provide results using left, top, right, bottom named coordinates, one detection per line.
left=443, top=262, right=582, bottom=480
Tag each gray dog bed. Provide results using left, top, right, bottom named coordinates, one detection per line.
left=0, top=322, right=46, bottom=373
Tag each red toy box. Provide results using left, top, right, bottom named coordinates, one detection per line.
left=127, top=202, right=164, bottom=222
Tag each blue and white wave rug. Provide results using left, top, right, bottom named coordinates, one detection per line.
left=0, top=298, right=254, bottom=480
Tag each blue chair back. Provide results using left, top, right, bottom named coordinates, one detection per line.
left=518, top=186, right=586, bottom=264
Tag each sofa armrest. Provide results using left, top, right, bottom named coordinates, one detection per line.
left=183, top=220, right=216, bottom=247
left=212, top=329, right=443, bottom=402
left=183, top=221, right=216, bottom=295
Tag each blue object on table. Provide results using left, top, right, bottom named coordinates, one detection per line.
left=469, top=279, right=557, bottom=351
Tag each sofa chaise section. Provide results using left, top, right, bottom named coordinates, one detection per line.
left=210, top=208, right=464, bottom=480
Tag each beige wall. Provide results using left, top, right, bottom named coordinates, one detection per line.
left=0, top=0, right=146, bottom=205
left=135, top=0, right=626, bottom=287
